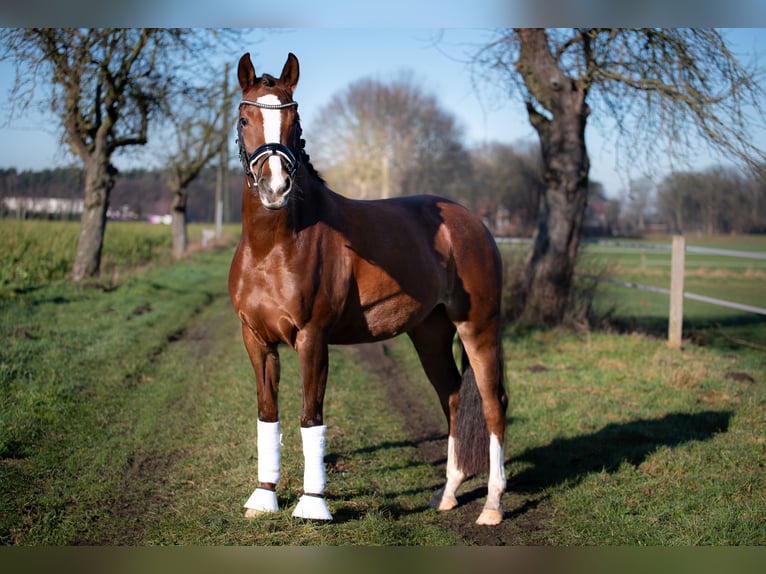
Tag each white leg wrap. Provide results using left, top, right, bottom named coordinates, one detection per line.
left=256, top=419, right=281, bottom=485
left=244, top=420, right=282, bottom=514
left=292, top=425, right=332, bottom=520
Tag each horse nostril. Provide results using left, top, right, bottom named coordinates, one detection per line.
left=257, top=174, right=292, bottom=201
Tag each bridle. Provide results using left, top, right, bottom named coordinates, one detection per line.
left=237, top=99, right=300, bottom=189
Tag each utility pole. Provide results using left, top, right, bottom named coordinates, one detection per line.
left=221, top=62, right=231, bottom=226
left=215, top=63, right=230, bottom=238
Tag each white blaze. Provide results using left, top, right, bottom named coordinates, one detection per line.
left=257, top=94, right=286, bottom=192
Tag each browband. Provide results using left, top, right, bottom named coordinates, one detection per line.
left=240, top=99, right=298, bottom=110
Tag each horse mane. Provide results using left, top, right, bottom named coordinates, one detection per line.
left=294, top=112, right=326, bottom=185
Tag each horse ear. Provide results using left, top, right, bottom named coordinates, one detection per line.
left=238, top=53, right=256, bottom=92
left=280, top=53, right=300, bottom=92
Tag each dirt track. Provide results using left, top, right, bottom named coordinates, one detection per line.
left=353, top=341, right=547, bottom=546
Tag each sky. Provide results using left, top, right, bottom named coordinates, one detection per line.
left=1, top=27, right=765, bottom=198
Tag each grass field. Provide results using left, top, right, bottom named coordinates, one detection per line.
left=576, top=235, right=766, bottom=350
left=0, top=220, right=240, bottom=294
left=0, top=221, right=764, bottom=546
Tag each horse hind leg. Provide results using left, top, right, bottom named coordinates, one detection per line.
left=407, top=310, right=465, bottom=512
left=457, top=330, right=507, bottom=526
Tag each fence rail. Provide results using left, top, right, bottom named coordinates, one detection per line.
left=499, top=235, right=766, bottom=348
left=581, top=238, right=766, bottom=260
left=581, top=276, right=766, bottom=317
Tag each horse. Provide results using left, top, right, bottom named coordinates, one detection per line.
left=228, top=52, right=508, bottom=526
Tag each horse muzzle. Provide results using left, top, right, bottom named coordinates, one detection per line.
left=245, top=143, right=298, bottom=210
left=258, top=183, right=292, bottom=210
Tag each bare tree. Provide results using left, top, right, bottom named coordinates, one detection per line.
left=309, top=74, right=468, bottom=200
left=657, top=165, right=753, bottom=235
left=477, top=28, right=765, bottom=325
left=163, top=70, right=235, bottom=258
left=626, top=176, right=655, bottom=232
left=1, top=28, right=239, bottom=280
left=470, top=141, right=543, bottom=236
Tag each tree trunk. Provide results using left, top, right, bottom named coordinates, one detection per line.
left=513, top=29, right=591, bottom=326
left=171, top=189, right=188, bottom=259
left=71, top=158, right=115, bottom=281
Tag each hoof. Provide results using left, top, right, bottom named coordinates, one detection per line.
left=243, top=487, right=279, bottom=516
left=292, top=494, right=333, bottom=521
left=429, top=489, right=458, bottom=511
left=245, top=507, right=271, bottom=518
left=475, top=508, right=503, bottom=526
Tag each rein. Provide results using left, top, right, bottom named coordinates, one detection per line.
left=237, top=99, right=300, bottom=188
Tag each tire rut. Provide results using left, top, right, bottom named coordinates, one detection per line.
left=353, top=340, right=549, bottom=546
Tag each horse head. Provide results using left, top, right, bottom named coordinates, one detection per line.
left=237, top=52, right=301, bottom=210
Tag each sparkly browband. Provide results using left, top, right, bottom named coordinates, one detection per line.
left=240, top=99, right=298, bottom=110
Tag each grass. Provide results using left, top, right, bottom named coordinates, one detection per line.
left=0, top=240, right=460, bottom=545
left=494, top=329, right=765, bottom=544
left=0, top=219, right=239, bottom=294
left=1, top=223, right=764, bottom=545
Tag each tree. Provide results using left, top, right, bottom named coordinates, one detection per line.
left=163, top=69, right=235, bottom=258
left=309, top=74, right=469, bottom=200
left=1, top=28, right=238, bottom=280
left=625, top=176, right=655, bottom=232
left=469, top=141, right=543, bottom=236
left=477, top=28, right=765, bottom=325
left=657, top=165, right=753, bottom=235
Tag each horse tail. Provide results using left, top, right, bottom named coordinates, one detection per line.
left=453, top=346, right=506, bottom=476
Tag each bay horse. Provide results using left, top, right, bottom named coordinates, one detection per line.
left=228, top=52, right=508, bottom=526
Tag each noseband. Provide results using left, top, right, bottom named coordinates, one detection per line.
left=238, top=99, right=300, bottom=188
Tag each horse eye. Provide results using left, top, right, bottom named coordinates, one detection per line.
left=239, top=117, right=248, bottom=127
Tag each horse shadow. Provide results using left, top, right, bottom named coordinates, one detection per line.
left=457, top=409, right=732, bottom=509
left=327, top=409, right=732, bottom=521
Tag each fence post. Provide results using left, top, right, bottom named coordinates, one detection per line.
left=668, top=235, right=686, bottom=349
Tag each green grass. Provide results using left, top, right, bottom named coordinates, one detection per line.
left=0, top=243, right=460, bottom=545
left=0, top=219, right=239, bottom=294
left=1, top=224, right=764, bottom=545
left=495, top=329, right=765, bottom=544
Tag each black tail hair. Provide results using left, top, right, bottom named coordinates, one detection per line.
left=453, top=347, right=507, bottom=476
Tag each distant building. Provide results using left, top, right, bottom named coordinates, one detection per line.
left=1, top=196, right=84, bottom=219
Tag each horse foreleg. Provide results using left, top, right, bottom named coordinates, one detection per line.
left=244, top=419, right=281, bottom=516
left=292, top=424, right=333, bottom=520
left=291, top=332, right=333, bottom=521
left=241, top=328, right=282, bottom=517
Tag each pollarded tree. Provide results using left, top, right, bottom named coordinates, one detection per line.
left=478, top=28, right=765, bottom=325
left=1, top=28, right=240, bottom=280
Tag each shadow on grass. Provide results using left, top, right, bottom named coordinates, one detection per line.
left=326, top=411, right=732, bottom=525
left=509, top=410, right=732, bottom=493
left=610, top=311, right=766, bottom=352
left=440, top=410, right=732, bottom=521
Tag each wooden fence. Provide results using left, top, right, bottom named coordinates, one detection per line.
left=585, top=236, right=766, bottom=348
left=498, top=236, right=766, bottom=349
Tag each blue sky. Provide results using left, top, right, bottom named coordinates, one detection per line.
left=1, top=27, right=765, bottom=197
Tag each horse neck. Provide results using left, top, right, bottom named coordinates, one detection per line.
left=239, top=170, right=322, bottom=247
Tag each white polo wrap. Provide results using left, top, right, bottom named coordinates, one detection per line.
left=300, top=424, right=327, bottom=494
left=257, top=419, right=281, bottom=485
